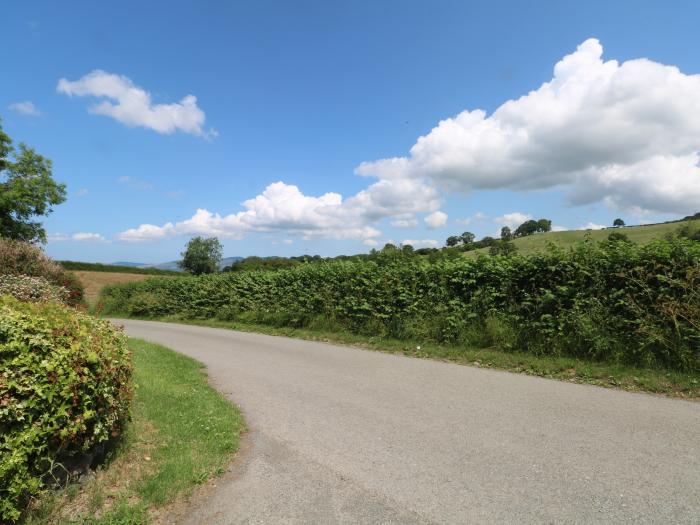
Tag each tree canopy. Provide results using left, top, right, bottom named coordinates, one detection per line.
left=0, top=120, right=66, bottom=243
left=179, top=236, right=223, bottom=275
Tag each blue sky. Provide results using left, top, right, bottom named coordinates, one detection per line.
left=4, top=0, right=700, bottom=263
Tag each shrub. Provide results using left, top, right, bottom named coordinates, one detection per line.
left=0, top=274, right=68, bottom=303
left=0, top=297, right=132, bottom=522
left=99, top=238, right=700, bottom=372
left=0, top=237, right=84, bottom=306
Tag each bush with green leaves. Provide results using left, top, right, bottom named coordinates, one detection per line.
left=0, top=274, right=68, bottom=303
left=0, top=237, right=84, bottom=306
left=101, top=237, right=700, bottom=372
left=0, top=297, right=132, bottom=522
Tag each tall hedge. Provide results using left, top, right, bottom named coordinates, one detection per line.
left=100, top=238, right=700, bottom=372
left=0, top=297, right=132, bottom=522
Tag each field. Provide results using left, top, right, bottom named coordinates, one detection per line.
left=467, top=219, right=700, bottom=256
left=74, top=271, right=153, bottom=304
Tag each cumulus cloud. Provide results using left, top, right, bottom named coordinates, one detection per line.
left=495, top=212, right=532, bottom=229
left=49, top=232, right=108, bottom=243
left=424, top=210, right=448, bottom=229
left=57, top=70, right=214, bottom=137
left=357, top=39, right=700, bottom=215
left=390, top=215, right=418, bottom=228
left=401, top=239, right=439, bottom=248
left=8, top=101, right=41, bottom=116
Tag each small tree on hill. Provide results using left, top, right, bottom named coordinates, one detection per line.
left=460, top=231, right=475, bottom=245
left=537, top=218, right=552, bottom=233
left=500, top=226, right=512, bottom=240
left=446, top=235, right=461, bottom=247
left=179, top=236, right=223, bottom=275
left=0, top=119, right=66, bottom=243
left=613, top=218, right=625, bottom=227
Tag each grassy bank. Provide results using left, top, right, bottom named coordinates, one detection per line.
left=27, top=339, right=244, bottom=524
left=109, top=315, right=699, bottom=399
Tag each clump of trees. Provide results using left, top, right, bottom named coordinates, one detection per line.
left=513, top=218, right=552, bottom=237
left=613, top=218, right=625, bottom=227
left=0, top=119, right=66, bottom=243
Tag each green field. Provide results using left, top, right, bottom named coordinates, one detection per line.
left=59, top=260, right=180, bottom=276
left=467, top=218, right=700, bottom=256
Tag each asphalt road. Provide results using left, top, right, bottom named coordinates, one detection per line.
left=114, top=319, right=700, bottom=524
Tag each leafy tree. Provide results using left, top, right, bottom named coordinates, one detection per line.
left=514, top=220, right=538, bottom=237
left=446, top=235, right=461, bottom=247
left=537, top=218, right=552, bottom=233
left=613, top=218, right=625, bottom=227
left=401, top=244, right=414, bottom=255
left=500, top=226, right=512, bottom=240
left=489, top=240, right=518, bottom=256
left=179, top=236, right=223, bottom=275
left=460, top=231, right=475, bottom=244
left=0, top=120, right=66, bottom=243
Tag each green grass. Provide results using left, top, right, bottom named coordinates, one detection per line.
left=26, top=339, right=244, bottom=524
left=467, top=218, right=700, bottom=256
left=110, top=314, right=699, bottom=399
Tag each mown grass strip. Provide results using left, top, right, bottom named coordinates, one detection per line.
left=114, top=315, right=699, bottom=399
left=26, top=338, right=245, bottom=524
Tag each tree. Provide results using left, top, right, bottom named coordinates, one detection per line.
left=613, top=218, right=625, bottom=227
left=179, top=236, right=223, bottom=275
left=0, top=120, right=66, bottom=243
left=500, top=226, right=512, bottom=240
left=446, top=235, right=461, bottom=247
left=514, top=220, right=538, bottom=237
left=489, top=240, right=518, bottom=256
left=607, top=232, right=630, bottom=243
left=536, top=218, right=552, bottom=233
left=460, top=231, right=475, bottom=244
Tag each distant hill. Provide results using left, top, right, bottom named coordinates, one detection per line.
left=143, top=256, right=243, bottom=271
left=60, top=256, right=244, bottom=275
left=111, top=261, right=147, bottom=268
left=465, top=218, right=700, bottom=257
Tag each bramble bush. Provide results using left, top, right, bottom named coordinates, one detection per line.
left=0, top=237, right=84, bottom=306
left=0, top=297, right=132, bottom=522
left=100, top=238, right=700, bottom=372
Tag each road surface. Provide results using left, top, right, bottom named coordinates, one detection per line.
left=114, top=319, right=699, bottom=524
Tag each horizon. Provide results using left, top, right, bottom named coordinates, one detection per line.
left=4, top=1, right=700, bottom=264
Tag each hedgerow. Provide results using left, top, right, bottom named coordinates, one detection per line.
left=0, top=238, right=84, bottom=306
left=0, top=297, right=132, bottom=522
left=100, top=238, right=700, bottom=372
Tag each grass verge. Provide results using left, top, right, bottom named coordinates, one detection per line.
left=109, top=315, right=698, bottom=399
left=26, top=338, right=245, bottom=524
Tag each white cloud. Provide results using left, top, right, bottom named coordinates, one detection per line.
left=49, top=232, right=108, bottom=243
left=456, top=211, right=487, bottom=226
left=363, top=239, right=379, bottom=247
left=424, top=210, right=448, bottom=229
left=9, top=101, right=41, bottom=117
left=401, top=239, right=439, bottom=249
left=357, top=39, right=700, bottom=215
left=495, top=212, right=532, bottom=229
left=551, top=225, right=568, bottom=232
left=76, top=188, right=88, bottom=197
left=581, top=222, right=606, bottom=230
left=390, top=215, right=418, bottom=228
left=57, top=70, right=215, bottom=137
left=118, top=175, right=153, bottom=191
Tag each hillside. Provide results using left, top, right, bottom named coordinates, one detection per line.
left=466, top=219, right=699, bottom=256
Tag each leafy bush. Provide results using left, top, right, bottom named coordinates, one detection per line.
left=0, top=238, right=84, bottom=306
left=0, top=274, right=68, bottom=303
left=100, top=238, right=700, bottom=372
left=0, top=297, right=132, bottom=522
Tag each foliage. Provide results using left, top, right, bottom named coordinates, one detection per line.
left=514, top=218, right=552, bottom=237
left=489, top=240, right=518, bottom=256
left=607, top=231, right=631, bottom=243
left=179, top=237, right=222, bottom=275
left=0, top=297, right=132, bottom=522
left=0, top=274, right=68, bottom=303
left=0, top=120, right=66, bottom=243
left=100, top=237, right=700, bottom=372
left=59, top=261, right=180, bottom=276
left=677, top=223, right=700, bottom=242
left=223, top=256, right=299, bottom=273
left=0, top=237, right=84, bottom=306
left=500, top=226, right=512, bottom=240
left=614, top=218, right=625, bottom=227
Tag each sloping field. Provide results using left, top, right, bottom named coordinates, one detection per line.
left=74, top=271, right=152, bottom=304
left=468, top=218, right=699, bottom=256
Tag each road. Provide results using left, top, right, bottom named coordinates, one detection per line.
left=114, top=319, right=700, bottom=524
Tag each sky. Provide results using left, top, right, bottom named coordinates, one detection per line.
left=3, top=0, right=700, bottom=263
